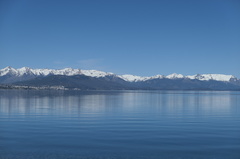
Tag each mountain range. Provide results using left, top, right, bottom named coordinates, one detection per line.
left=0, top=66, right=240, bottom=90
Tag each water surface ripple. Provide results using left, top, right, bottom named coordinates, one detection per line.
left=0, top=90, right=240, bottom=159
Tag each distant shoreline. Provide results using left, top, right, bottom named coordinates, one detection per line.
left=1, top=85, right=239, bottom=91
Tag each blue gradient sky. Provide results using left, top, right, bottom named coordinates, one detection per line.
left=0, top=0, right=240, bottom=77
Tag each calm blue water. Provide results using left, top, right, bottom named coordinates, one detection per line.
left=0, top=90, right=240, bottom=159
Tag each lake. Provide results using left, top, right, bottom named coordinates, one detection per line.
left=0, top=90, right=240, bottom=159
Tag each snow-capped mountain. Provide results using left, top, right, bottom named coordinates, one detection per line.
left=0, top=66, right=240, bottom=90
left=118, top=72, right=238, bottom=82
left=0, top=66, right=238, bottom=83
left=186, top=74, right=236, bottom=82
left=0, top=67, right=113, bottom=78
left=166, top=73, right=184, bottom=79
left=118, top=74, right=151, bottom=82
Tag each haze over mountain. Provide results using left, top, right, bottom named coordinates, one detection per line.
left=0, top=67, right=240, bottom=90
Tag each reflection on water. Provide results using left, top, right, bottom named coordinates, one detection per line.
left=0, top=90, right=237, bottom=116
left=0, top=90, right=240, bottom=159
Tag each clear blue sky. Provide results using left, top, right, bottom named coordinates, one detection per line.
left=0, top=0, right=240, bottom=77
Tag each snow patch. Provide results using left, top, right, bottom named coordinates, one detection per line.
left=81, top=70, right=113, bottom=77
left=0, top=66, right=237, bottom=82
left=118, top=74, right=150, bottom=82
left=166, top=73, right=184, bottom=79
left=186, top=74, right=235, bottom=82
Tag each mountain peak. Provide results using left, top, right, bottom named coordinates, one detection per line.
left=186, top=74, right=236, bottom=82
left=0, top=67, right=238, bottom=83
left=18, top=67, right=31, bottom=71
left=166, top=73, right=184, bottom=79
left=0, top=66, right=17, bottom=76
left=3, top=66, right=13, bottom=70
